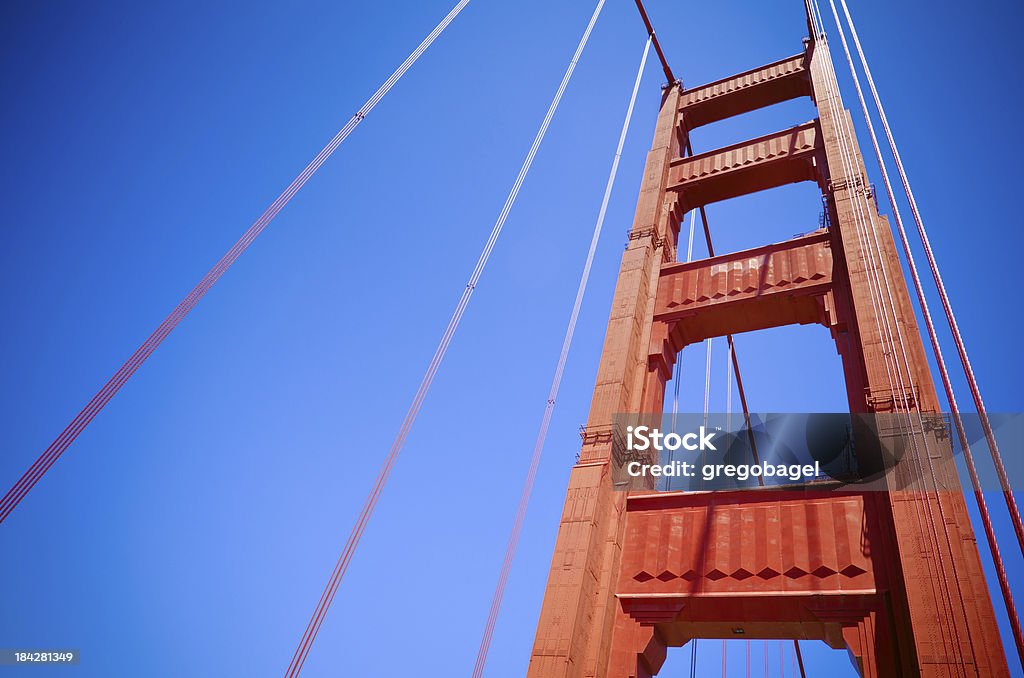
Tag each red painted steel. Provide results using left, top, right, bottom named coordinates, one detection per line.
left=668, top=121, right=821, bottom=212
left=678, top=53, right=811, bottom=130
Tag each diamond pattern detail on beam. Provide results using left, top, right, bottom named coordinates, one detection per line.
left=812, top=566, right=837, bottom=578
left=840, top=564, right=867, bottom=578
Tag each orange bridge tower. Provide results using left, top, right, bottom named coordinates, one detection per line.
left=526, top=25, right=1009, bottom=678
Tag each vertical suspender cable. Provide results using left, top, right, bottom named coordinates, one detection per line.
left=469, top=29, right=645, bottom=678
left=837, top=0, right=1024, bottom=560
left=828, top=0, right=1024, bottom=668
left=0, top=0, right=474, bottom=525
left=284, top=3, right=606, bottom=674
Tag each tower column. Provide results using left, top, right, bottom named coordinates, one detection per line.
left=527, top=85, right=682, bottom=678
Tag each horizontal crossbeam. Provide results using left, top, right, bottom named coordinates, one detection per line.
left=668, top=121, right=822, bottom=211
left=648, top=231, right=833, bottom=372
left=619, top=489, right=875, bottom=601
left=656, top=230, right=832, bottom=322
left=679, top=53, right=811, bottom=130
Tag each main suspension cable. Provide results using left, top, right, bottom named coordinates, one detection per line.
left=828, top=0, right=1024, bottom=667
left=469, top=30, right=647, bottom=678
left=282, top=3, right=607, bottom=676
left=0, top=0, right=473, bottom=525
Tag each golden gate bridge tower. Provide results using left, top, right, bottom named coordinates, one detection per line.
left=527, top=6, right=1011, bottom=678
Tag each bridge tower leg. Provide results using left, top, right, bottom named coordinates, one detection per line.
left=526, top=33, right=1008, bottom=678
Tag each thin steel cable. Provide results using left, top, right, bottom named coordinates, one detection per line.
left=282, top=3, right=607, bottom=676
left=469, top=29, right=645, bottom=678
left=839, top=0, right=1024, bottom=564
left=0, top=0, right=473, bottom=525
left=829, top=0, right=1024, bottom=667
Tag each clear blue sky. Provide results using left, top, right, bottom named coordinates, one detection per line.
left=1, top=0, right=1022, bottom=676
